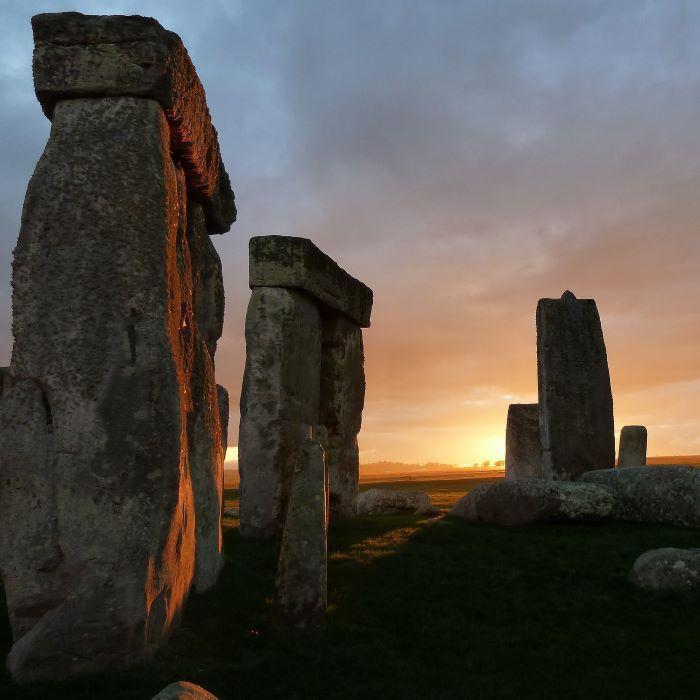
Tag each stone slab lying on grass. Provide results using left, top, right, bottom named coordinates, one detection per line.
left=152, top=681, right=219, bottom=699
left=356, top=489, right=433, bottom=515
left=629, top=548, right=700, bottom=591
left=579, top=466, right=700, bottom=527
left=449, top=479, right=615, bottom=526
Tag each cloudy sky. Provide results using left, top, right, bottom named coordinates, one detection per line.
left=1, top=0, right=699, bottom=464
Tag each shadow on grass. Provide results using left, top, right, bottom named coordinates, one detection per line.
left=1, top=516, right=700, bottom=699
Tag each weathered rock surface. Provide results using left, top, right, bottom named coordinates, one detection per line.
left=579, top=466, right=700, bottom=527
left=217, top=384, right=229, bottom=451
left=238, top=287, right=322, bottom=538
left=249, top=236, right=373, bottom=327
left=0, top=97, right=196, bottom=682
left=273, top=430, right=328, bottom=633
left=0, top=367, right=8, bottom=397
left=152, top=681, right=220, bottom=700
left=629, top=548, right=700, bottom=591
left=537, top=290, right=615, bottom=480
left=505, top=403, right=542, bottom=480
left=618, top=425, right=647, bottom=467
left=32, top=12, right=235, bottom=232
left=450, top=479, right=615, bottom=526
left=356, top=489, right=432, bottom=515
left=320, top=314, right=365, bottom=520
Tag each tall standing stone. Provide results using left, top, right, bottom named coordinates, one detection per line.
left=320, top=314, right=365, bottom=519
left=238, top=287, right=323, bottom=538
left=618, top=425, right=647, bottom=467
left=0, top=13, right=234, bottom=682
left=239, top=236, right=372, bottom=537
left=272, top=428, right=328, bottom=634
left=536, top=291, right=614, bottom=481
left=505, top=403, right=542, bottom=480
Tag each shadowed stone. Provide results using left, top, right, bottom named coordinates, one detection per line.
left=238, top=287, right=322, bottom=538
left=152, top=681, right=220, bottom=700
left=580, top=466, right=700, bottom=527
left=272, top=429, right=328, bottom=634
left=505, top=403, right=542, bottom=480
left=249, top=236, right=373, bottom=327
left=618, top=425, right=647, bottom=467
left=450, top=479, right=615, bottom=526
left=0, top=97, right=196, bottom=682
left=320, top=314, right=365, bottom=520
left=0, top=367, right=8, bottom=397
left=31, top=12, right=235, bottom=232
left=217, top=385, right=229, bottom=451
left=537, top=291, right=615, bottom=480
left=629, top=548, right=700, bottom=591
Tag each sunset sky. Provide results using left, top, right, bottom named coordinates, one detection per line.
left=1, top=1, right=699, bottom=465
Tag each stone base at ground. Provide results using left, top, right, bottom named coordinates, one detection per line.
left=450, top=479, right=615, bottom=526
left=356, top=489, right=433, bottom=515
left=629, top=548, right=700, bottom=591
left=579, top=466, right=700, bottom=527
left=152, top=681, right=220, bottom=700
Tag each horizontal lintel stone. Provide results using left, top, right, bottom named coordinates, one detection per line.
left=31, top=12, right=236, bottom=233
left=248, top=236, right=373, bottom=327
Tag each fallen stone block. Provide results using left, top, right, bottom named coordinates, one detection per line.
left=248, top=236, right=373, bottom=327
left=629, top=548, right=700, bottom=591
left=537, top=291, right=615, bottom=480
left=618, top=425, right=647, bottom=467
left=272, top=429, right=328, bottom=634
left=356, top=489, right=432, bottom=515
left=450, top=479, right=615, bottom=526
left=579, top=466, right=700, bottom=527
left=505, top=403, right=542, bottom=480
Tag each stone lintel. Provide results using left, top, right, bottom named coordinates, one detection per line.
left=31, top=12, right=235, bottom=233
left=248, top=236, right=373, bottom=327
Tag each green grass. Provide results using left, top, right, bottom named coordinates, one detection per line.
left=2, top=479, right=700, bottom=699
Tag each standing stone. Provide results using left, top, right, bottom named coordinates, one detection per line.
left=618, top=425, right=647, bottom=467
left=239, top=236, right=372, bottom=537
left=320, top=314, right=365, bottom=520
left=217, top=384, right=229, bottom=451
left=505, top=403, right=542, bottom=480
left=0, top=13, right=234, bottom=683
left=238, top=287, right=322, bottom=538
left=536, top=291, right=615, bottom=480
left=0, top=367, right=8, bottom=397
left=272, top=428, right=328, bottom=634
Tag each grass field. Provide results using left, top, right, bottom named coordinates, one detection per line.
left=2, top=475, right=700, bottom=698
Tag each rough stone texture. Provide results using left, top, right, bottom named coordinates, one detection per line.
left=0, top=367, right=8, bottom=397
left=629, top=548, right=700, bottom=591
left=618, top=425, right=647, bottom=467
left=579, top=466, right=700, bottom=527
left=319, top=314, right=365, bottom=521
left=449, top=479, right=615, bottom=526
left=152, top=681, right=220, bottom=700
left=505, top=403, right=542, bottom=480
left=31, top=12, right=235, bottom=233
left=0, top=97, right=197, bottom=682
left=217, top=384, right=229, bottom=451
left=238, top=287, right=322, bottom=538
left=356, top=489, right=432, bottom=515
left=449, top=483, right=494, bottom=522
left=272, top=429, right=328, bottom=634
left=249, top=236, right=373, bottom=327
left=537, top=291, right=615, bottom=480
